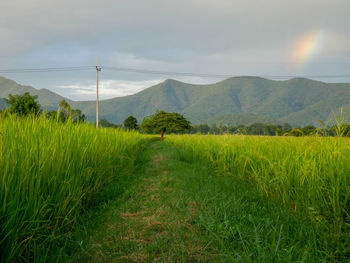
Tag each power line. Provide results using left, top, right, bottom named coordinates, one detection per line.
left=103, top=67, right=350, bottom=79
left=0, top=66, right=95, bottom=73
left=0, top=65, right=350, bottom=79
left=102, top=66, right=232, bottom=78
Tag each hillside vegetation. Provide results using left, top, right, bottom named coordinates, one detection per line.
left=0, top=76, right=68, bottom=111
left=206, top=112, right=278, bottom=126
left=1, top=75, right=350, bottom=126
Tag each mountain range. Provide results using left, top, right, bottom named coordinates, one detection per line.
left=1, top=75, right=350, bottom=126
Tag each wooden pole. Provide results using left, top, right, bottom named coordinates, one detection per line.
left=96, top=66, right=101, bottom=128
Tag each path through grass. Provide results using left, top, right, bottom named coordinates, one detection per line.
left=75, top=140, right=336, bottom=262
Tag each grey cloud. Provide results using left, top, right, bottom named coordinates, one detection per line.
left=0, top=0, right=349, bottom=99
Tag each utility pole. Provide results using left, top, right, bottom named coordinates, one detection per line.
left=96, top=66, right=101, bottom=128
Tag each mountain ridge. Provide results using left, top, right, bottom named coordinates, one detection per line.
left=1, top=75, right=350, bottom=126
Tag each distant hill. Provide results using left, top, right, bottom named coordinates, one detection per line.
left=73, top=77, right=350, bottom=126
left=0, top=76, right=68, bottom=111
left=1, top=75, right=350, bottom=126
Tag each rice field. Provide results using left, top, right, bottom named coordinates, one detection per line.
left=167, top=135, right=350, bottom=251
left=0, top=115, right=146, bottom=262
left=2, top=116, right=350, bottom=261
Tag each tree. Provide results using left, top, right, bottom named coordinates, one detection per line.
left=289, top=128, right=303, bottom=137
left=123, top=116, right=139, bottom=130
left=71, top=109, right=86, bottom=123
left=54, top=100, right=86, bottom=123
left=58, top=99, right=71, bottom=121
left=249, top=123, right=264, bottom=135
left=275, top=128, right=282, bottom=136
left=302, top=125, right=316, bottom=136
left=141, top=110, right=191, bottom=140
left=4, top=92, right=40, bottom=116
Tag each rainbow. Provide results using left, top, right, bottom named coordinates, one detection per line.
left=291, top=30, right=323, bottom=68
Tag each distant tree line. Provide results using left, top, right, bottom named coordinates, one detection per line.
left=1, top=92, right=86, bottom=123
left=3, top=93, right=349, bottom=137
left=191, top=123, right=316, bottom=136
left=190, top=122, right=350, bottom=137
left=99, top=114, right=350, bottom=137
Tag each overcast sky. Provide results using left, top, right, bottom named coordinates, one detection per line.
left=0, top=0, right=349, bottom=100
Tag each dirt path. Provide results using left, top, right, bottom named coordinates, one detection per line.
left=76, top=140, right=330, bottom=262
left=84, top=141, right=217, bottom=262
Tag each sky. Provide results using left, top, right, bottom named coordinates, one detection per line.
left=0, top=0, right=349, bottom=101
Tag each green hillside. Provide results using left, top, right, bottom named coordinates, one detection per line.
left=1, top=75, right=350, bottom=126
left=0, top=76, right=68, bottom=111
left=207, top=112, right=278, bottom=126
left=73, top=77, right=350, bottom=126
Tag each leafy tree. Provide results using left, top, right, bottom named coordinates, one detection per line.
left=53, top=100, right=86, bottom=123
left=275, top=128, right=282, bottom=136
left=282, top=123, right=292, bottom=133
left=123, top=116, right=139, bottom=130
left=58, top=99, right=71, bottom=121
left=47, top=110, right=60, bottom=121
left=289, top=128, right=303, bottom=137
left=249, top=123, right=264, bottom=135
left=4, top=92, right=40, bottom=116
left=301, top=125, right=316, bottom=136
left=141, top=110, right=191, bottom=139
left=71, top=109, right=86, bottom=123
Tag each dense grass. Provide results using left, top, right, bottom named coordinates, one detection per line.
left=167, top=135, right=350, bottom=259
left=0, top=115, right=146, bottom=262
left=78, top=141, right=340, bottom=262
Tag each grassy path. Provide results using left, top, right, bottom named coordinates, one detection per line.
left=74, top=140, right=331, bottom=262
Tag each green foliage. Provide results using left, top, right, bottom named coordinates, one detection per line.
left=123, top=115, right=139, bottom=130
left=331, top=108, right=350, bottom=137
left=192, top=124, right=210, bottom=134
left=141, top=110, right=191, bottom=134
left=99, top=118, right=120, bottom=128
left=301, top=125, right=317, bottom=136
left=207, top=112, right=278, bottom=126
left=47, top=100, right=86, bottom=123
left=275, top=128, right=282, bottom=136
left=289, top=128, right=303, bottom=137
left=4, top=92, right=40, bottom=116
left=0, top=115, right=146, bottom=262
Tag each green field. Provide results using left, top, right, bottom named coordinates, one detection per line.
left=0, top=116, right=146, bottom=262
left=1, top=117, right=349, bottom=262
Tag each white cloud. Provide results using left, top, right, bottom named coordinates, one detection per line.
left=58, top=79, right=164, bottom=100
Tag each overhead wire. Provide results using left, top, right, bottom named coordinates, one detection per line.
left=0, top=65, right=349, bottom=79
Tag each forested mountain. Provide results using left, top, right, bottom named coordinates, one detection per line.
left=206, top=113, right=278, bottom=126
left=1, top=75, right=350, bottom=126
left=0, top=76, right=69, bottom=111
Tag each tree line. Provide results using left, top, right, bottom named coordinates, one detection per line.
left=1, top=92, right=86, bottom=123
left=2, top=92, right=350, bottom=137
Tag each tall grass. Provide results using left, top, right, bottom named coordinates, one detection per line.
left=167, top=135, right=350, bottom=250
left=0, top=115, right=146, bottom=262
